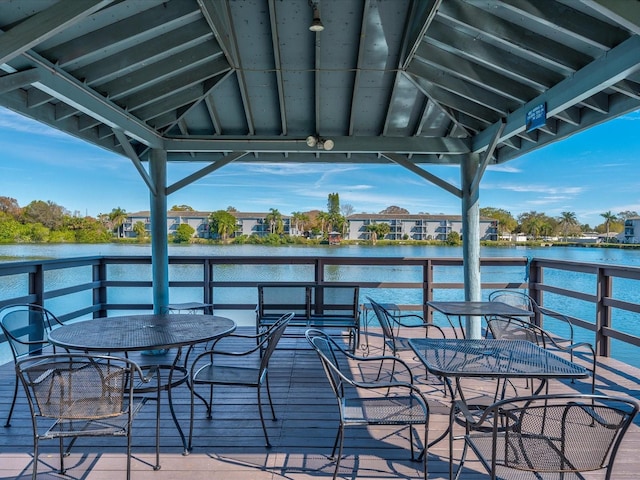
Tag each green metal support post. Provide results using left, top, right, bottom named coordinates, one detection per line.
left=461, top=154, right=482, bottom=338
left=149, top=149, right=169, bottom=314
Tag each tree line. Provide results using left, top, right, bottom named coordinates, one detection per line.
left=0, top=194, right=633, bottom=244
left=480, top=207, right=633, bottom=240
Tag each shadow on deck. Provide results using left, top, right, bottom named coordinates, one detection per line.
left=0, top=326, right=638, bottom=479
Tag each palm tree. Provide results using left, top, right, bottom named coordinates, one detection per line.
left=366, top=223, right=379, bottom=243
left=557, top=211, right=578, bottom=241
left=601, top=211, right=617, bottom=242
left=133, top=221, right=147, bottom=239
left=209, top=210, right=237, bottom=240
left=291, top=211, right=309, bottom=236
left=316, top=211, right=330, bottom=237
left=366, top=222, right=390, bottom=244
left=108, top=207, right=127, bottom=238
left=265, top=208, right=283, bottom=234
left=527, top=217, right=543, bottom=239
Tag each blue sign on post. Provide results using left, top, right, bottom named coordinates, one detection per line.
left=525, top=103, right=546, bottom=132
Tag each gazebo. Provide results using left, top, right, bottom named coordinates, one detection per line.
left=1, top=0, right=639, bottom=336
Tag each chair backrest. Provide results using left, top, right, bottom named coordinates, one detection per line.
left=258, top=284, right=310, bottom=319
left=16, top=353, right=142, bottom=420
left=305, top=329, right=350, bottom=400
left=487, top=316, right=545, bottom=346
left=310, top=285, right=359, bottom=318
left=0, top=304, right=62, bottom=360
left=482, top=394, right=638, bottom=476
left=366, top=297, right=398, bottom=349
left=489, top=290, right=576, bottom=344
left=259, top=312, right=293, bottom=371
left=488, top=289, right=536, bottom=312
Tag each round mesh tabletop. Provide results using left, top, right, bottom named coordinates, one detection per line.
left=48, top=314, right=236, bottom=352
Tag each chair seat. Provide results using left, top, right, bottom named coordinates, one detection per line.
left=342, top=395, right=428, bottom=425
left=194, top=363, right=263, bottom=387
left=467, top=431, right=589, bottom=479
left=46, top=401, right=146, bottom=438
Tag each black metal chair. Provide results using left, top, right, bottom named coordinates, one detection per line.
left=188, top=312, right=293, bottom=450
left=0, top=303, right=65, bottom=427
left=488, top=289, right=575, bottom=346
left=367, top=296, right=446, bottom=357
left=15, top=353, right=148, bottom=480
left=487, top=315, right=597, bottom=394
left=367, top=296, right=446, bottom=389
left=306, top=328, right=430, bottom=480
left=456, top=393, right=638, bottom=480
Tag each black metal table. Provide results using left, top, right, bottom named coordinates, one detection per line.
left=426, top=301, right=534, bottom=338
left=409, top=338, right=589, bottom=478
left=49, top=314, right=236, bottom=463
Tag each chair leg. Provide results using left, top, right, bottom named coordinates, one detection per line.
left=207, top=384, right=214, bottom=419
left=154, top=373, right=161, bottom=470
left=257, top=384, right=272, bottom=448
left=330, top=425, right=341, bottom=459
left=126, top=424, right=133, bottom=480
left=188, top=382, right=212, bottom=450
left=59, top=437, right=66, bottom=474
left=4, top=376, right=19, bottom=427
left=332, top=424, right=345, bottom=480
left=410, top=424, right=421, bottom=463
left=375, top=343, right=389, bottom=380
left=32, top=438, right=39, bottom=480
left=264, top=374, right=277, bottom=421
left=188, top=385, right=195, bottom=452
left=422, top=424, right=428, bottom=480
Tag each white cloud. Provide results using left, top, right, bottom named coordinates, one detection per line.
left=620, top=111, right=640, bottom=121
left=496, top=184, right=584, bottom=195
left=487, top=164, right=521, bottom=173
left=0, top=107, right=71, bottom=139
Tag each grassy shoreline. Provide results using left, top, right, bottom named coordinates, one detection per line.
left=3, top=238, right=638, bottom=249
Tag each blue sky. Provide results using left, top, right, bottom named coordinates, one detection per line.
left=1, top=106, right=638, bottom=228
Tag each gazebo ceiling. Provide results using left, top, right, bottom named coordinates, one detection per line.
left=1, top=0, right=639, bottom=169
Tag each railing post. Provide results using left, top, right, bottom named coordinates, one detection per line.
left=596, top=266, right=611, bottom=357
left=29, top=264, right=44, bottom=307
left=528, top=258, right=544, bottom=327
left=204, top=258, right=213, bottom=311
left=424, top=259, right=433, bottom=320
left=315, top=258, right=323, bottom=284
left=93, top=260, right=108, bottom=318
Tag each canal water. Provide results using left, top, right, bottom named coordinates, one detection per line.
left=3, top=242, right=640, bottom=265
left=1, top=243, right=639, bottom=367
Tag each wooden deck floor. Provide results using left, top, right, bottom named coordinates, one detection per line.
left=1, top=327, right=639, bottom=479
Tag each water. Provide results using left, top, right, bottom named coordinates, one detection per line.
left=2, top=243, right=640, bottom=367
left=2, top=242, right=640, bottom=266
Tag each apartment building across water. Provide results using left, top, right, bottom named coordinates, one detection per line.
left=123, top=211, right=498, bottom=241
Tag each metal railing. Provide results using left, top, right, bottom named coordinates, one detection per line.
left=1, top=255, right=639, bottom=360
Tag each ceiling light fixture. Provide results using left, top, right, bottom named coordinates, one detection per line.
left=306, top=135, right=334, bottom=151
left=321, top=138, right=334, bottom=150
left=309, top=3, right=324, bottom=32
left=306, top=135, right=317, bottom=147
